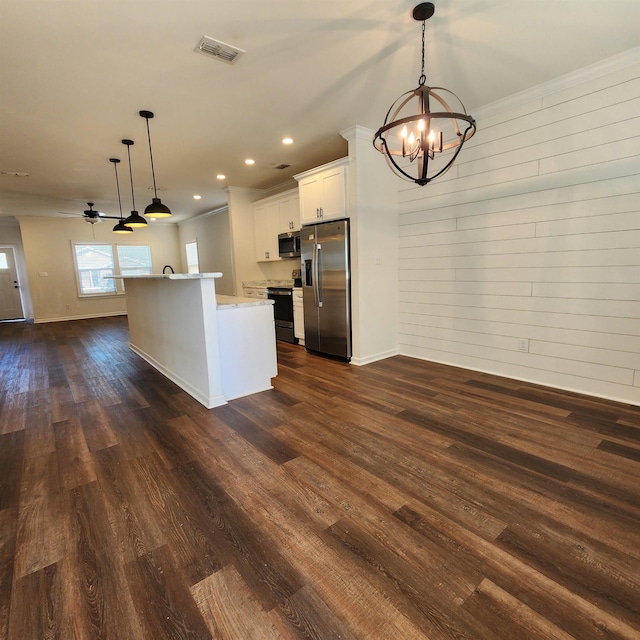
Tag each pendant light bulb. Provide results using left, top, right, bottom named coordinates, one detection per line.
left=139, top=110, right=172, bottom=218
left=110, top=158, right=133, bottom=234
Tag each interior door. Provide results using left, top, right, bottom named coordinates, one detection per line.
left=0, top=247, right=24, bottom=320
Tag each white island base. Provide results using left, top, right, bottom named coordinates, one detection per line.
left=116, top=273, right=277, bottom=408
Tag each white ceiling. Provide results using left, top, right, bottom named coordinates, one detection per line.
left=1, top=1, right=639, bottom=223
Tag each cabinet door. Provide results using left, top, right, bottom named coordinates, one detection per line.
left=254, top=203, right=280, bottom=261
left=254, top=204, right=270, bottom=261
left=279, top=194, right=300, bottom=232
left=293, top=293, right=304, bottom=343
left=319, top=166, right=346, bottom=221
left=299, top=176, right=322, bottom=225
left=264, top=202, right=280, bottom=260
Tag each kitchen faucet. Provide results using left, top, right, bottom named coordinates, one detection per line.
left=162, top=265, right=175, bottom=274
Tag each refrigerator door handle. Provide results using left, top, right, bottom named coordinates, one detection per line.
left=313, top=243, right=323, bottom=308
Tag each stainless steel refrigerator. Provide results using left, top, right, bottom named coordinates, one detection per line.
left=301, top=219, right=351, bottom=360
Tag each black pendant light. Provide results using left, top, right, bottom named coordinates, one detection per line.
left=120, top=138, right=148, bottom=232
left=110, top=158, right=133, bottom=234
left=140, top=110, right=172, bottom=218
left=373, top=3, right=476, bottom=186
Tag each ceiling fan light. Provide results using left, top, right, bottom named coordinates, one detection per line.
left=144, top=197, right=172, bottom=218
left=125, top=210, right=148, bottom=227
left=113, top=219, right=133, bottom=234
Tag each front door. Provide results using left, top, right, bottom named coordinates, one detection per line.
left=0, top=247, right=24, bottom=320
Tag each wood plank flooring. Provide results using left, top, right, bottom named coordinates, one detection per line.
left=1, top=316, right=639, bottom=639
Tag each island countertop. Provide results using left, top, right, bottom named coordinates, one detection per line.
left=216, top=295, right=274, bottom=309
left=109, top=272, right=223, bottom=280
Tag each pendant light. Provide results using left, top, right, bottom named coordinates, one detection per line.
left=140, top=110, right=172, bottom=218
left=373, top=3, right=476, bottom=186
left=110, top=158, right=133, bottom=234
left=120, top=138, right=148, bottom=232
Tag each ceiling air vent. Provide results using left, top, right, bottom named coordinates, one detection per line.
left=274, top=164, right=291, bottom=170
left=195, top=36, right=245, bottom=64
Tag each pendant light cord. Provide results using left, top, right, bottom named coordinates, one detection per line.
left=113, top=162, right=124, bottom=219
left=126, top=144, right=136, bottom=211
left=144, top=117, right=159, bottom=199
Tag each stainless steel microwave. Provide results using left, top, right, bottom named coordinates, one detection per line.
left=278, top=231, right=301, bottom=258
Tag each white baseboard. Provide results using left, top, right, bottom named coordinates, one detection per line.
left=129, top=344, right=228, bottom=409
left=34, top=311, right=127, bottom=324
left=351, top=347, right=400, bottom=367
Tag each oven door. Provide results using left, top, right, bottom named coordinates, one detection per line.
left=267, top=287, right=296, bottom=343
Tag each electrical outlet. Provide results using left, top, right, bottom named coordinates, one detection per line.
left=518, top=338, right=529, bottom=352
left=374, top=256, right=382, bottom=265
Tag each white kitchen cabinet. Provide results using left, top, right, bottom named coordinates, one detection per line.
left=254, top=202, right=279, bottom=262
left=253, top=188, right=300, bottom=262
left=295, top=157, right=349, bottom=225
left=293, top=288, right=304, bottom=345
left=279, top=192, right=300, bottom=232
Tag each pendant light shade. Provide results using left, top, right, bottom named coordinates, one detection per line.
left=140, top=110, right=172, bottom=218
left=110, top=158, right=133, bottom=234
left=373, top=3, right=476, bottom=186
left=125, top=210, right=148, bottom=228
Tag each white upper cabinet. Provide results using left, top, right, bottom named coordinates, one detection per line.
left=254, top=202, right=279, bottom=262
left=295, top=157, right=349, bottom=225
left=278, top=193, right=300, bottom=233
left=253, top=188, right=300, bottom=262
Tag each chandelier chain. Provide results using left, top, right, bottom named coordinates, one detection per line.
left=419, top=20, right=426, bottom=86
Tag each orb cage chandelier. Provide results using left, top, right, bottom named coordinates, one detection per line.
left=373, top=2, right=476, bottom=186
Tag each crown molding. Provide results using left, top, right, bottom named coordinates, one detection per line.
left=474, top=46, right=640, bottom=120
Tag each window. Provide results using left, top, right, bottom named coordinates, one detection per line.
left=0, top=254, right=8, bottom=269
left=117, top=245, right=152, bottom=277
left=74, top=244, right=117, bottom=295
left=73, top=243, right=152, bottom=296
left=185, top=241, right=199, bottom=274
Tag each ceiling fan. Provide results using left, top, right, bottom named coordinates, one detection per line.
left=59, top=202, right=119, bottom=225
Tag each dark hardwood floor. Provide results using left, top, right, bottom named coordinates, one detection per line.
left=1, top=316, right=639, bottom=639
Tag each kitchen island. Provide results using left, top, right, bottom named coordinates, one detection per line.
left=114, top=273, right=277, bottom=408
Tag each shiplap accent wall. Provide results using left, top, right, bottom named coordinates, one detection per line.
left=398, top=50, right=640, bottom=405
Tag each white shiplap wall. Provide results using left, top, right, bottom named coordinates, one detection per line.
left=398, top=50, right=640, bottom=405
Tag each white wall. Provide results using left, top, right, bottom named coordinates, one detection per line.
left=397, top=49, right=640, bottom=405
left=341, top=126, right=400, bottom=365
left=226, top=187, right=267, bottom=294
left=18, top=216, right=180, bottom=322
left=178, top=208, right=235, bottom=295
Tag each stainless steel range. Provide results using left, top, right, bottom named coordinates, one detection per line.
left=267, top=286, right=295, bottom=344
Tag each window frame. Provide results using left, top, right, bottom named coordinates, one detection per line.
left=72, top=241, right=153, bottom=298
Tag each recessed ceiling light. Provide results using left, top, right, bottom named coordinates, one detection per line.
left=193, top=194, right=201, bottom=200
left=245, top=158, right=255, bottom=165
left=217, top=174, right=226, bottom=180
left=282, top=137, right=293, bottom=145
